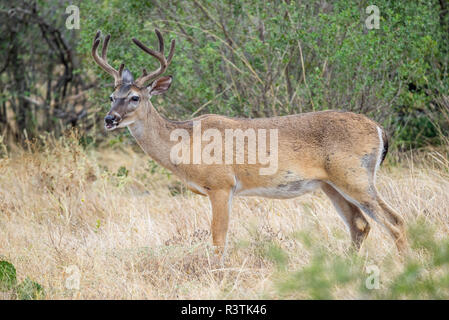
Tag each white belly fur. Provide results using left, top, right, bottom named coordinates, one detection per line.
left=236, top=180, right=321, bottom=199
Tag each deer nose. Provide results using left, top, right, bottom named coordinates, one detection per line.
left=104, top=114, right=115, bottom=125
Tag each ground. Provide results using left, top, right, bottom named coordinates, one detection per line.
left=0, top=136, right=448, bottom=299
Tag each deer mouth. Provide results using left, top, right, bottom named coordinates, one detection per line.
left=104, top=113, right=123, bottom=130
left=105, top=121, right=119, bottom=131
left=105, top=123, right=116, bottom=130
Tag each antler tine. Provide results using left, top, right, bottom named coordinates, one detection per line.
left=155, top=29, right=164, bottom=54
left=101, top=34, right=111, bottom=60
left=118, top=63, right=124, bottom=78
left=166, top=39, right=176, bottom=65
left=92, top=31, right=123, bottom=86
left=133, top=29, right=176, bottom=87
left=132, top=38, right=164, bottom=60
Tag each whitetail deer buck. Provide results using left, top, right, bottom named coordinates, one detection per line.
left=92, top=29, right=408, bottom=256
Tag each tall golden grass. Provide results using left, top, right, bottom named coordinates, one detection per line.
left=0, top=132, right=448, bottom=299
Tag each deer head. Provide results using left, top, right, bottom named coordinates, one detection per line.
left=92, top=29, right=175, bottom=130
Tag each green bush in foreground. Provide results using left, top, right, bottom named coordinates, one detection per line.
left=0, top=260, right=44, bottom=300
left=275, top=219, right=449, bottom=299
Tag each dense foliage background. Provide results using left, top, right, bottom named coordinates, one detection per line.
left=1, top=0, right=448, bottom=149
left=1, top=1, right=449, bottom=300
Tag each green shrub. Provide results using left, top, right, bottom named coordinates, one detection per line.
left=0, top=260, right=44, bottom=300
left=276, top=220, right=449, bottom=299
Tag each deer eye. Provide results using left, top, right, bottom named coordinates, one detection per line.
left=131, top=96, right=140, bottom=102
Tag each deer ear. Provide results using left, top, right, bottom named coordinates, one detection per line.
left=148, top=76, right=172, bottom=95
left=122, top=68, right=134, bottom=84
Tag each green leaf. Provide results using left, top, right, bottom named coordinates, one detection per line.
left=0, top=260, right=17, bottom=291
left=117, top=166, right=129, bottom=177
left=16, top=278, right=44, bottom=300
left=265, top=244, right=288, bottom=269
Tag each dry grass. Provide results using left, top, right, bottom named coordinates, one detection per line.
left=0, top=134, right=448, bottom=299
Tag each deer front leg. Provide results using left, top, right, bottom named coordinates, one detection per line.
left=208, top=189, right=233, bottom=256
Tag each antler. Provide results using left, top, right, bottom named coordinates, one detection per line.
left=92, top=31, right=124, bottom=87
left=132, top=29, right=175, bottom=87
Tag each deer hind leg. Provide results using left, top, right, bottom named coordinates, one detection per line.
left=208, top=189, right=233, bottom=257
left=376, top=195, right=406, bottom=233
left=327, top=178, right=408, bottom=254
left=321, top=183, right=370, bottom=251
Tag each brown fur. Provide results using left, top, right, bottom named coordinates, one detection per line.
left=109, top=94, right=408, bottom=255
left=93, top=30, right=408, bottom=258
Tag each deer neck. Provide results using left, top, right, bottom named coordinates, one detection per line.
left=127, top=101, right=175, bottom=171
